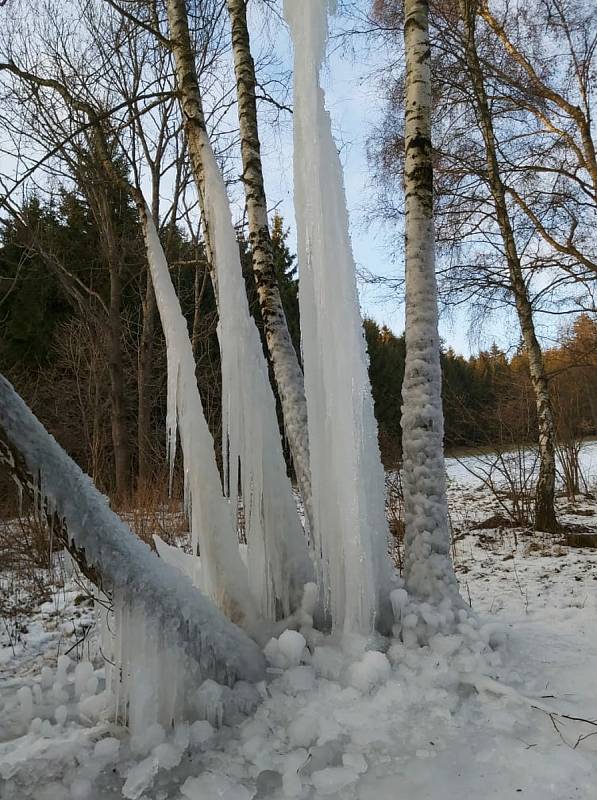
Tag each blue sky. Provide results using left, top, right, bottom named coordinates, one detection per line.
left=253, top=9, right=571, bottom=359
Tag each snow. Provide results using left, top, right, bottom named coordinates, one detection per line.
left=2, top=475, right=596, bottom=798
left=285, top=0, right=393, bottom=635
left=0, top=374, right=267, bottom=735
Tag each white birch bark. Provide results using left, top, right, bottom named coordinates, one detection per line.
left=226, top=0, right=313, bottom=537
left=401, top=0, right=461, bottom=602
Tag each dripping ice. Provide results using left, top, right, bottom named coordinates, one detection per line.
left=284, top=0, right=393, bottom=635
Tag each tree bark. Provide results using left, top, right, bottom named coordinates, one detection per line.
left=96, top=186, right=131, bottom=504
left=166, top=0, right=313, bottom=530
left=137, top=177, right=160, bottom=490
left=226, top=0, right=313, bottom=531
left=460, top=0, right=558, bottom=533
left=401, top=0, right=461, bottom=601
left=137, top=269, right=157, bottom=488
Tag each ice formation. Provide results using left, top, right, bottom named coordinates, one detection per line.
left=0, top=375, right=266, bottom=732
left=143, top=209, right=254, bottom=624
left=284, top=0, right=393, bottom=634
left=399, top=0, right=463, bottom=611
left=199, top=139, right=313, bottom=620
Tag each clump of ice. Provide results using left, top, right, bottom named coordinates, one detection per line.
left=181, top=772, right=252, bottom=800
left=74, top=661, right=94, bottom=698
left=122, top=755, right=159, bottom=800
left=311, top=766, right=359, bottom=795
left=347, top=651, right=391, bottom=693
left=278, top=630, right=307, bottom=667
left=93, top=737, right=120, bottom=761
left=195, top=680, right=225, bottom=728
left=17, top=686, right=33, bottom=726
left=190, top=719, right=214, bottom=748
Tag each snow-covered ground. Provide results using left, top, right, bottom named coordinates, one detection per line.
left=1, top=474, right=596, bottom=800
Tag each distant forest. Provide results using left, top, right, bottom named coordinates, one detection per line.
left=1, top=189, right=596, bottom=502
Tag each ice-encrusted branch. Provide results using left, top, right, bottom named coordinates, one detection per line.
left=0, top=374, right=266, bottom=686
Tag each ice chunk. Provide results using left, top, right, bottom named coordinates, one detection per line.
left=74, top=661, right=94, bottom=698
left=93, top=737, right=120, bottom=761
left=196, top=680, right=225, bottom=728
left=282, top=769, right=302, bottom=797
left=348, top=651, right=391, bottom=692
left=190, top=720, right=214, bottom=748
left=342, top=752, right=367, bottom=774
left=131, top=723, right=166, bottom=756
left=288, top=712, right=319, bottom=748
left=278, top=630, right=307, bottom=667
left=17, top=686, right=33, bottom=726
left=40, top=666, right=53, bottom=689
left=390, top=589, right=409, bottom=620
left=54, top=705, right=68, bottom=725
left=181, top=773, right=252, bottom=800
left=312, top=646, right=345, bottom=681
left=264, top=638, right=286, bottom=669
left=282, top=666, right=315, bottom=695
left=311, top=766, right=359, bottom=795
left=153, top=742, right=182, bottom=769
left=70, top=778, right=92, bottom=799
left=122, top=756, right=159, bottom=800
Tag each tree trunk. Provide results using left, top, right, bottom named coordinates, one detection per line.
left=165, top=0, right=216, bottom=275
left=137, top=180, right=160, bottom=490
left=401, top=0, right=461, bottom=602
left=166, top=0, right=313, bottom=529
left=460, top=0, right=558, bottom=533
left=106, top=221, right=131, bottom=504
left=137, top=269, right=157, bottom=488
left=226, top=0, right=313, bottom=531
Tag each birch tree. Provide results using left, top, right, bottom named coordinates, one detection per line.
left=226, top=0, right=312, bottom=530
left=165, top=0, right=313, bottom=527
left=401, top=0, right=460, bottom=601
left=459, top=0, right=558, bottom=533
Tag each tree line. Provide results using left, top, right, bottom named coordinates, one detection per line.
left=2, top=185, right=594, bottom=502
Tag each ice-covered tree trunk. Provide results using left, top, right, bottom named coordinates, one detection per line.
left=136, top=201, right=256, bottom=626
left=226, top=0, right=313, bottom=536
left=0, top=374, right=266, bottom=689
left=460, top=0, right=558, bottom=533
left=401, top=0, right=461, bottom=602
left=166, top=0, right=313, bottom=619
left=285, top=0, right=393, bottom=635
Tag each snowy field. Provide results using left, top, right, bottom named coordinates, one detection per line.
left=1, top=470, right=596, bottom=800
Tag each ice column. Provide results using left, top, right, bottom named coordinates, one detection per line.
left=284, top=0, right=392, bottom=634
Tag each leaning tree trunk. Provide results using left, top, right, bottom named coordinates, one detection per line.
left=401, top=0, right=461, bottom=602
left=166, top=0, right=313, bottom=530
left=226, top=0, right=312, bottom=531
left=106, top=232, right=131, bottom=503
left=137, top=269, right=157, bottom=488
left=87, top=169, right=131, bottom=503
left=460, top=0, right=558, bottom=533
left=0, top=373, right=266, bottom=685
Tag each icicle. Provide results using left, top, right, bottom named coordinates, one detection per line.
left=284, top=0, right=393, bottom=634
left=143, top=208, right=255, bottom=623
left=199, top=136, right=314, bottom=621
